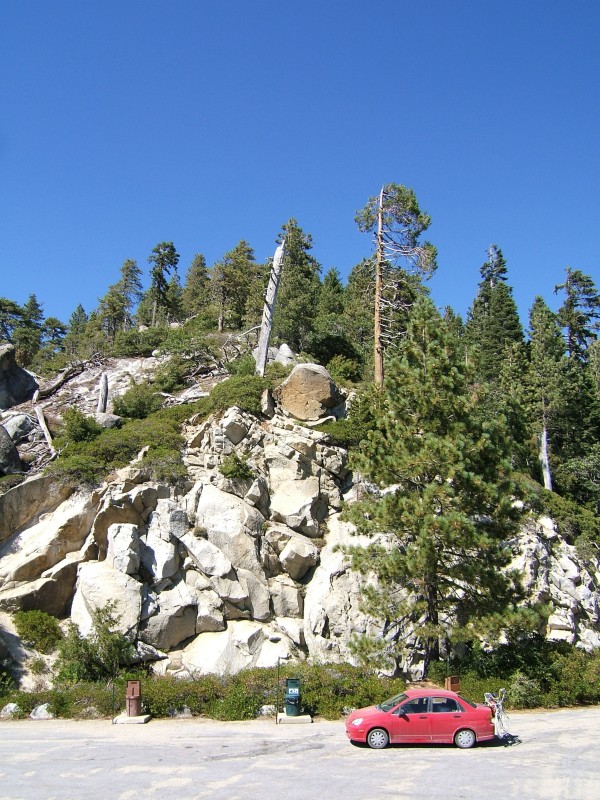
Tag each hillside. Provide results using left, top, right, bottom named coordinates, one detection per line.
left=0, top=341, right=598, bottom=692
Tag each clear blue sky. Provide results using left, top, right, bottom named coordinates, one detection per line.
left=1, top=0, right=599, bottom=326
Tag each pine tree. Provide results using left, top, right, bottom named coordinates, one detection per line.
left=346, top=297, right=524, bottom=675
left=554, top=267, right=600, bottom=362
left=181, top=253, right=210, bottom=317
left=272, top=219, right=321, bottom=352
left=63, top=304, right=88, bottom=357
left=465, top=246, right=523, bottom=384
left=148, top=242, right=180, bottom=324
left=13, top=294, right=44, bottom=367
left=0, top=298, right=24, bottom=343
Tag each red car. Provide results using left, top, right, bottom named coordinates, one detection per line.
left=345, top=687, right=495, bottom=749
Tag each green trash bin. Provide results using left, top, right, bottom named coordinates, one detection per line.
left=284, top=678, right=301, bottom=716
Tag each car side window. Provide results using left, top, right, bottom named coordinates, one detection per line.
left=397, top=697, right=429, bottom=715
left=431, top=697, right=461, bottom=713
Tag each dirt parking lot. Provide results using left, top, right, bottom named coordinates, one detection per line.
left=0, top=707, right=598, bottom=800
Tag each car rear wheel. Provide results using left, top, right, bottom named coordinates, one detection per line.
left=454, top=729, right=476, bottom=749
left=367, top=728, right=389, bottom=749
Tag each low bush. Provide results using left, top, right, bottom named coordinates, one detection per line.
left=219, top=453, right=254, bottom=480
left=55, top=603, right=135, bottom=684
left=226, top=353, right=257, bottom=377
left=209, top=375, right=268, bottom=416
left=59, top=409, right=103, bottom=443
left=13, top=610, right=63, bottom=654
left=112, top=382, right=164, bottom=420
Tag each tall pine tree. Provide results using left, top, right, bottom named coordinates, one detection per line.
left=346, top=297, right=525, bottom=676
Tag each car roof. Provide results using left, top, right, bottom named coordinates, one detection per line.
left=403, top=687, right=460, bottom=698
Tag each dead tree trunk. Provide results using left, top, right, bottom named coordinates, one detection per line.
left=374, top=187, right=385, bottom=387
left=97, top=372, right=108, bottom=414
left=255, top=239, right=286, bottom=377
left=34, top=406, right=56, bottom=458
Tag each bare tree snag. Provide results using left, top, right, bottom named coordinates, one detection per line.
left=97, top=372, right=108, bottom=414
left=374, top=187, right=385, bottom=387
left=255, top=238, right=286, bottom=376
left=34, top=406, right=56, bottom=458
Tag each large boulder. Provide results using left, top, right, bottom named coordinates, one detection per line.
left=0, top=344, right=38, bottom=410
left=106, top=523, right=141, bottom=576
left=71, top=561, right=143, bottom=639
left=269, top=476, right=328, bottom=537
left=0, top=426, right=21, bottom=476
left=0, top=491, right=97, bottom=586
left=139, top=576, right=198, bottom=650
left=191, top=484, right=265, bottom=574
left=181, top=620, right=296, bottom=676
left=275, top=363, right=341, bottom=421
left=0, top=413, right=35, bottom=444
left=0, top=475, right=75, bottom=544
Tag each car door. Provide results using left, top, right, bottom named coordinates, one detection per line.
left=389, top=696, right=431, bottom=743
left=428, top=696, right=464, bottom=742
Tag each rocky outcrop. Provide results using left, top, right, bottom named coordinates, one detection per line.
left=0, top=368, right=598, bottom=685
left=0, top=344, right=38, bottom=410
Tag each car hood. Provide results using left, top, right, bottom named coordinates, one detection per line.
left=347, top=705, right=379, bottom=721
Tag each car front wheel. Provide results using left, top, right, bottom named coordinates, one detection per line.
left=454, top=729, right=476, bottom=749
left=367, top=728, right=389, bottom=749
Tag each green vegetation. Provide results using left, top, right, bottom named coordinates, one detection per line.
left=112, top=382, right=164, bottom=419
left=345, top=298, right=534, bottom=675
left=209, top=374, right=268, bottom=415
left=219, top=453, right=254, bottom=480
left=13, top=610, right=63, bottom=654
left=55, top=603, right=135, bottom=684
left=2, top=642, right=598, bottom=718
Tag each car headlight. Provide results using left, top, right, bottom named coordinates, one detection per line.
left=351, top=717, right=364, bottom=726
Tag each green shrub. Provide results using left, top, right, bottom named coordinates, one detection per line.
left=543, top=647, right=600, bottom=706
left=55, top=603, right=135, bottom=684
left=113, top=382, right=164, bottom=419
left=508, top=671, right=543, bottom=708
left=13, top=610, right=63, bottom=654
left=59, top=408, right=103, bottom=443
left=219, top=453, right=254, bottom=480
left=153, top=355, right=195, bottom=393
left=264, top=362, right=293, bottom=385
left=112, top=327, right=167, bottom=357
left=46, top=452, right=107, bottom=487
left=0, top=668, right=14, bottom=697
left=326, top=354, right=362, bottom=385
left=226, top=353, right=257, bottom=376
left=209, top=375, right=268, bottom=416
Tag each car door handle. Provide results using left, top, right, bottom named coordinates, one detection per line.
left=418, top=715, right=428, bottom=719
left=452, top=714, right=461, bottom=718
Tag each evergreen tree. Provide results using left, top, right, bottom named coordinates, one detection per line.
left=165, top=272, right=184, bottom=322
left=346, top=297, right=525, bottom=675
left=272, top=219, right=321, bottom=352
left=181, top=253, right=210, bottom=317
left=148, top=242, right=180, bottom=323
left=340, top=259, right=376, bottom=377
left=117, top=259, right=143, bottom=328
left=209, top=241, right=260, bottom=332
left=63, top=304, right=88, bottom=357
left=554, top=267, right=600, bottom=362
left=0, top=297, right=24, bottom=342
left=13, top=294, right=44, bottom=367
left=306, top=268, right=357, bottom=367
left=465, top=246, right=523, bottom=384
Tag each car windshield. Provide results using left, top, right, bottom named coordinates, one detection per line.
left=458, top=694, right=477, bottom=708
left=377, top=693, right=408, bottom=712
